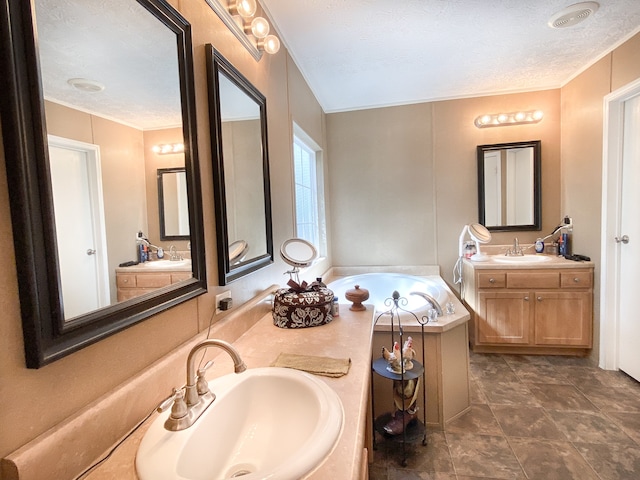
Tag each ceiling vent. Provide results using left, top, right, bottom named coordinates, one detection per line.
left=548, top=2, right=599, bottom=29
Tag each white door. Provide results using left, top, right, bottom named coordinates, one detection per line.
left=48, top=136, right=109, bottom=320
left=618, top=94, right=640, bottom=381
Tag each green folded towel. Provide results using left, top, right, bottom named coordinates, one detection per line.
left=271, top=353, right=351, bottom=377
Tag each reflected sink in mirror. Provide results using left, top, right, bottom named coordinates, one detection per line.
left=140, top=259, right=192, bottom=269
left=492, top=255, right=552, bottom=264
left=136, top=367, right=344, bottom=480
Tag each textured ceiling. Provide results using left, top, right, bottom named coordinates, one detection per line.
left=261, top=0, right=640, bottom=112
left=35, top=0, right=181, bottom=130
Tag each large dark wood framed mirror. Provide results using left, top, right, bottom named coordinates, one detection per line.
left=0, top=0, right=206, bottom=368
left=477, top=140, right=542, bottom=232
left=205, top=45, right=273, bottom=285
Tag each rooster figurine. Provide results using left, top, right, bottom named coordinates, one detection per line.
left=382, top=341, right=403, bottom=373
left=402, top=336, right=416, bottom=370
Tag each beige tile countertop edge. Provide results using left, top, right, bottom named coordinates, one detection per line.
left=83, top=306, right=375, bottom=480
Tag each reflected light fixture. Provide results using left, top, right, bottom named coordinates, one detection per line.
left=67, top=77, right=105, bottom=92
left=152, top=143, right=184, bottom=155
left=474, top=110, right=544, bottom=128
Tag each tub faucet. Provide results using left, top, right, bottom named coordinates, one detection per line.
left=161, top=339, right=246, bottom=431
left=410, top=291, right=443, bottom=316
left=506, top=237, right=524, bottom=256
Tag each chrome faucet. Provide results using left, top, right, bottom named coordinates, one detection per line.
left=160, top=339, right=246, bottom=431
left=168, top=245, right=183, bottom=261
left=505, top=237, right=524, bottom=256
left=410, top=291, right=443, bottom=316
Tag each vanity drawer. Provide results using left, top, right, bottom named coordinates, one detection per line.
left=136, top=273, right=172, bottom=288
left=561, top=271, right=592, bottom=288
left=507, top=272, right=559, bottom=289
left=478, top=272, right=506, bottom=288
left=171, top=272, right=192, bottom=283
left=116, top=273, right=137, bottom=288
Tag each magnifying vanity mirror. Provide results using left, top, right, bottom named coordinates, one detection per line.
left=206, top=45, right=273, bottom=285
left=477, top=140, right=542, bottom=231
left=0, top=0, right=206, bottom=367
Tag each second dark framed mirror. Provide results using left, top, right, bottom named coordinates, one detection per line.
left=205, top=45, right=273, bottom=285
left=477, top=140, right=542, bottom=232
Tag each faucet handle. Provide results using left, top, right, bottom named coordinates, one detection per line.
left=157, top=388, right=188, bottom=420
left=196, top=360, right=214, bottom=395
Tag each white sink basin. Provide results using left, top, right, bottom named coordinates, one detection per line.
left=136, top=367, right=344, bottom=480
left=141, top=259, right=191, bottom=269
left=492, top=254, right=552, bottom=264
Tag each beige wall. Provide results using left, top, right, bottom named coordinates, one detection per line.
left=45, top=101, right=148, bottom=303
left=144, top=127, right=188, bottom=250
left=327, top=89, right=561, bottom=287
left=0, top=1, right=327, bottom=461
left=561, top=31, right=640, bottom=362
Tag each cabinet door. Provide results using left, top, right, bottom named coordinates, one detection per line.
left=534, top=292, right=592, bottom=347
left=478, top=292, right=531, bottom=344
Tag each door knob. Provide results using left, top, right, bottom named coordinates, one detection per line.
left=86, top=249, right=96, bottom=255
left=614, top=235, right=630, bottom=244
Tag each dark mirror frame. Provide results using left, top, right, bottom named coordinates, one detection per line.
left=205, top=44, right=273, bottom=285
left=0, top=0, right=206, bottom=368
left=158, top=167, right=190, bottom=241
left=477, top=140, right=542, bottom=232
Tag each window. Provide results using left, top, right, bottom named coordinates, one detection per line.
left=293, top=125, right=325, bottom=254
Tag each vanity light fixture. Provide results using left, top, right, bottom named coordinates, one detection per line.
left=258, top=35, right=281, bottom=54
left=230, top=0, right=257, bottom=18
left=206, top=0, right=280, bottom=58
left=248, top=16, right=270, bottom=38
left=152, top=143, right=184, bottom=155
left=474, top=110, right=544, bottom=128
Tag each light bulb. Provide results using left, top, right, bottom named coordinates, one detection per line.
left=261, top=35, right=280, bottom=54
left=232, top=0, right=256, bottom=18
left=514, top=112, right=526, bottom=122
left=533, top=110, right=544, bottom=120
left=497, top=114, right=508, bottom=123
left=250, top=17, right=270, bottom=38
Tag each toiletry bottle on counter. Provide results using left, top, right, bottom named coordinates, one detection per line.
left=332, top=297, right=340, bottom=317
left=561, top=232, right=570, bottom=256
left=535, top=238, right=544, bottom=253
left=558, top=234, right=566, bottom=256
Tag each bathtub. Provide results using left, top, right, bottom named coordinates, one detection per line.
left=327, top=272, right=450, bottom=317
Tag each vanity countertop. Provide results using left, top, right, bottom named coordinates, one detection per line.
left=115, top=259, right=192, bottom=273
left=463, top=255, right=594, bottom=270
left=85, top=306, right=374, bottom=480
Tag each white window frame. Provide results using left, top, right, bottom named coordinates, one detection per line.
left=292, top=123, right=326, bottom=257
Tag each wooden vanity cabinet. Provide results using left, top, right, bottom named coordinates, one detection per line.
left=463, top=263, right=593, bottom=355
left=116, top=271, right=192, bottom=301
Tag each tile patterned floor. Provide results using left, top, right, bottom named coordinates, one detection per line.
left=369, top=351, right=640, bottom=480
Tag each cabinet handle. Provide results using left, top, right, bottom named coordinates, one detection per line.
left=524, top=296, right=529, bottom=301
left=489, top=278, right=495, bottom=283
left=537, top=296, right=543, bottom=301
left=574, top=277, right=580, bottom=283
